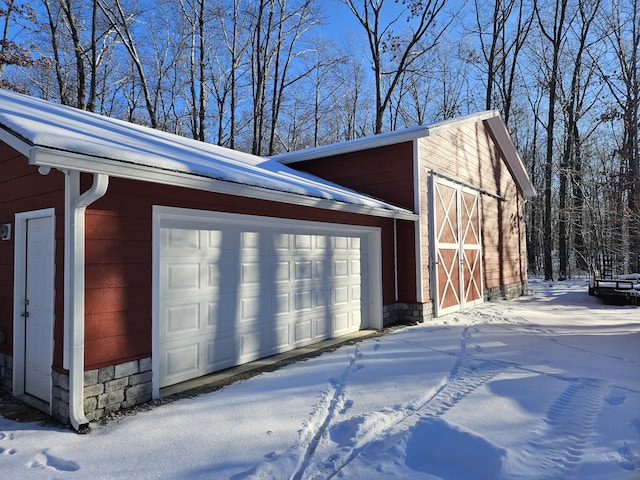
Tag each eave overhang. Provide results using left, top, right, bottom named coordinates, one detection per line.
left=28, top=146, right=418, bottom=221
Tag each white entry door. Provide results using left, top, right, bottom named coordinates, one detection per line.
left=430, top=176, right=483, bottom=317
left=22, top=215, right=55, bottom=403
left=154, top=207, right=381, bottom=390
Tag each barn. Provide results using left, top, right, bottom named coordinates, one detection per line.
left=0, top=90, right=533, bottom=430
left=275, top=111, right=536, bottom=318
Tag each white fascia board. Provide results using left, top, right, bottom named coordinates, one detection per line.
left=29, top=146, right=418, bottom=221
left=485, top=116, right=537, bottom=198
left=0, top=126, right=31, bottom=156
left=275, top=126, right=430, bottom=164
left=274, top=111, right=500, bottom=165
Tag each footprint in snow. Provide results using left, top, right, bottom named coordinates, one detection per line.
left=27, top=451, right=80, bottom=472
left=609, top=442, right=640, bottom=471
left=339, top=399, right=354, bottom=415
left=0, top=432, right=16, bottom=455
left=604, top=394, right=626, bottom=406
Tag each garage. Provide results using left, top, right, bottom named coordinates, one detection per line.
left=153, top=206, right=382, bottom=389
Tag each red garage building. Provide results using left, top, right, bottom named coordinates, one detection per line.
left=0, top=90, right=533, bottom=430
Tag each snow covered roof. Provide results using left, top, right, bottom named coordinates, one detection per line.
left=274, top=111, right=536, bottom=198
left=0, top=89, right=417, bottom=220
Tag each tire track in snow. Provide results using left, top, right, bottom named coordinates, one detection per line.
left=303, top=327, right=508, bottom=479
left=512, top=379, right=609, bottom=479
left=314, top=361, right=507, bottom=479
left=288, top=345, right=363, bottom=480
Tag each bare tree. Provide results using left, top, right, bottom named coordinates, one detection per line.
left=248, top=0, right=319, bottom=155
left=341, top=0, right=454, bottom=134
left=332, top=35, right=372, bottom=141
left=557, top=0, right=601, bottom=276
left=601, top=0, right=640, bottom=272
left=0, top=1, right=37, bottom=90
left=210, top=0, right=252, bottom=148
left=177, top=0, right=207, bottom=141
left=536, top=0, right=570, bottom=280
left=473, top=0, right=534, bottom=125
left=98, top=0, right=157, bottom=127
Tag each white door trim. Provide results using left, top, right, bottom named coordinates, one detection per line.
left=13, top=208, right=55, bottom=409
left=151, top=205, right=382, bottom=398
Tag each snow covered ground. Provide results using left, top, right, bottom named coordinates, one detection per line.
left=1, top=279, right=638, bottom=479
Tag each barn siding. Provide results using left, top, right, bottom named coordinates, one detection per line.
left=418, top=120, right=527, bottom=301
left=82, top=176, right=398, bottom=370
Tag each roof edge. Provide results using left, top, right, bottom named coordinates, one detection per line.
left=484, top=116, right=537, bottom=197
left=29, top=146, right=419, bottom=221
left=274, top=111, right=500, bottom=164
left=0, top=124, right=32, bottom=156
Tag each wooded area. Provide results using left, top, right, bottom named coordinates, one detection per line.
left=1, top=0, right=638, bottom=280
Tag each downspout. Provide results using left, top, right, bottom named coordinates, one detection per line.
left=393, top=218, right=398, bottom=302
left=66, top=172, right=109, bottom=432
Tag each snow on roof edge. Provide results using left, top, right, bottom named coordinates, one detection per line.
left=0, top=89, right=417, bottom=219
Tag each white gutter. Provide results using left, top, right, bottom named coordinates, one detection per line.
left=393, top=218, right=398, bottom=302
left=65, top=171, right=109, bottom=432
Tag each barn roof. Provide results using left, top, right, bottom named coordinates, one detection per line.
left=0, top=89, right=417, bottom=220
left=274, top=111, right=536, bottom=198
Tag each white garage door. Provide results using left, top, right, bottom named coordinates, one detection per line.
left=154, top=207, right=381, bottom=389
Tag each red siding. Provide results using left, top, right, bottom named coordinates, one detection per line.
left=396, top=219, right=417, bottom=303
left=289, top=142, right=416, bottom=211
left=0, top=144, right=66, bottom=365
left=83, top=176, right=400, bottom=370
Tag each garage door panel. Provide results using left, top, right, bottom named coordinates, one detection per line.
left=159, top=213, right=373, bottom=389
left=205, top=336, right=235, bottom=371
left=239, top=324, right=290, bottom=358
left=166, top=262, right=201, bottom=292
left=294, top=234, right=312, bottom=250
left=165, top=303, right=200, bottom=336
left=334, top=285, right=349, bottom=305
left=294, top=290, right=313, bottom=311
left=316, top=315, right=332, bottom=337
left=162, top=341, right=200, bottom=385
left=166, top=227, right=201, bottom=250
left=351, top=285, right=362, bottom=302
left=333, top=312, right=350, bottom=335
left=294, top=320, right=313, bottom=343
left=294, top=260, right=312, bottom=280
left=333, top=259, right=349, bottom=277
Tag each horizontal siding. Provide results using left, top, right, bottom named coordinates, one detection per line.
left=418, top=120, right=527, bottom=300
left=289, top=142, right=415, bottom=210
left=0, top=144, right=65, bottom=365
left=481, top=194, right=526, bottom=289
left=396, top=219, right=417, bottom=302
